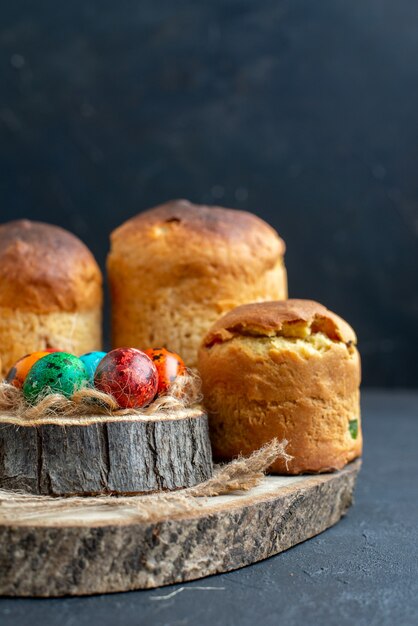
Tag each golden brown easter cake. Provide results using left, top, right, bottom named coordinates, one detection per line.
left=0, top=220, right=103, bottom=377
left=107, top=199, right=287, bottom=368
left=198, top=299, right=362, bottom=474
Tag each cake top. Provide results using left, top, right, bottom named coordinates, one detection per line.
left=0, top=220, right=102, bottom=313
left=109, top=199, right=285, bottom=270
left=112, top=199, right=285, bottom=250
left=202, top=299, right=357, bottom=346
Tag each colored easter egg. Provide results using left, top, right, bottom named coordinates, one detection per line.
left=144, top=348, right=186, bottom=394
left=80, top=351, right=107, bottom=382
left=6, top=351, right=58, bottom=388
left=23, top=352, right=89, bottom=403
left=94, top=348, right=158, bottom=409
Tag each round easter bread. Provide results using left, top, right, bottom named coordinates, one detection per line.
left=0, top=220, right=103, bottom=378
left=107, top=199, right=287, bottom=367
left=198, top=299, right=362, bottom=474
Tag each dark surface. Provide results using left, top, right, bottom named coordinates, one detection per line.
left=0, top=1, right=417, bottom=387
left=0, top=389, right=417, bottom=625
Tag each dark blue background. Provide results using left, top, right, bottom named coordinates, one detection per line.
left=1, top=0, right=417, bottom=387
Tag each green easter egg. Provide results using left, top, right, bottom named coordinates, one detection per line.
left=23, top=352, right=89, bottom=403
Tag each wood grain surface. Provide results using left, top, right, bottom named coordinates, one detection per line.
left=0, top=409, right=213, bottom=495
left=0, top=460, right=361, bottom=597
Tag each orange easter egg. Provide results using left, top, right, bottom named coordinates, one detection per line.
left=144, top=348, right=186, bottom=394
left=6, top=351, right=57, bottom=388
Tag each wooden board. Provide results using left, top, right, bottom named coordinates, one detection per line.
left=0, top=408, right=213, bottom=495
left=0, top=460, right=360, bottom=597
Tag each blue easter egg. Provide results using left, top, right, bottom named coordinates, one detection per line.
left=80, top=351, right=107, bottom=382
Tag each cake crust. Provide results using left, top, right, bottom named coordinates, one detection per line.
left=111, top=198, right=285, bottom=255
left=203, top=299, right=356, bottom=346
left=0, top=220, right=102, bottom=313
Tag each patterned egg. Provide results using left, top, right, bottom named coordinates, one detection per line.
left=23, top=352, right=89, bottom=403
left=94, top=348, right=158, bottom=409
left=80, top=351, right=107, bottom=382
left=6, top=350, right=59, bottom=388
left=144, top=348, right=186, bottom=394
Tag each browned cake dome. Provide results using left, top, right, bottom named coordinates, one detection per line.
left=0, top=219, right=102, bottom=313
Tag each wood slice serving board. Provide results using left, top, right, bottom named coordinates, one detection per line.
left=0, top=459, right=360, bottom=597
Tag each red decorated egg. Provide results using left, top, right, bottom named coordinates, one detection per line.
left=94, top=348, right=158, bottom=409
left=144, top=348, right=186, bottom=394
